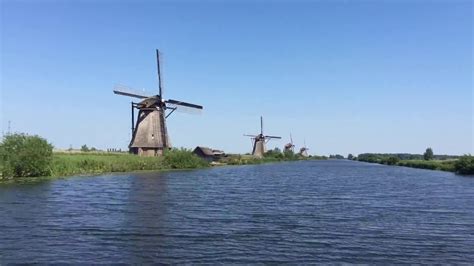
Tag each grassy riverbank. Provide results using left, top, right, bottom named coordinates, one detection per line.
left=50, top=151, right=207, bottom=177
left=1, top=152, right=323, bottom=181
left=356, top=154, right=474, bottom=175
left=1, top=148, right=210, bottom=181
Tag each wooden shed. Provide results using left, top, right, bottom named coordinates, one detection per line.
left=193, top=146, right=226, bottom=162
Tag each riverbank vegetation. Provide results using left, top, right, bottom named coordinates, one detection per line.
left=1, top=133, right=324, bottom=181
left=355, top=152, right=473, bottom=175
left=219, top=149, right=326, bottom=166
left=0, top=133, right=209, bottom=180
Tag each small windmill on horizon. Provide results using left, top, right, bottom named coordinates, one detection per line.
left=284, top=133, right=295, bottom=153
left=244, top=116, right=281, bottom=158
left=113, top=49, right=203, bottom=156
left=299, top=139, right=309, bottom=157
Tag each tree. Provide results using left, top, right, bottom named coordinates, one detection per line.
left=81, top=144, right=90, bottom=152
left=423, top=147, right=434, bottom=161
left=0, top=133, right=53, bottom=178
left=454, top=155, right=474, bottom=175
left=348, top=154, right=354, bottom=160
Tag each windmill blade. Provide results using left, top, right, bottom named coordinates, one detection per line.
left=166, top=102, right=202, bottom=115
left=165, top=99, right=203, bottom=110
left=113, top=84, right=149, bottom=99
left=290, top=133, right=293, bottom=144
left=244, top=134, right=257, bottom=137
left=265, top=135, right=282, bottom=139
left=260, top=116, right=263, bottom=135
left=156, top=49, right=163, bottom=97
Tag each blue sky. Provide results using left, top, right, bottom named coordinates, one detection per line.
left=1, top=0, right=472, bottom=155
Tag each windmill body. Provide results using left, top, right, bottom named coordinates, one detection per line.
left=252, top=135, right=266, bottom=158
left=299, top=147, right=309, bottom=157
left=245, top=116, right=281, bottom=158
left=284, top=134, right=295, bottom=153
left=129, top=98, right=169, bottom=156
left=113, top=50, right=203, bottom=156
left=299, top=140, right=309, bottom=157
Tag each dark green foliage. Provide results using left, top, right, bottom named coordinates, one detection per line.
left=81, top=144, right=89, bottom=152
left=265, top=148, right=285, bottom=159
left=329, top=154, right=344, bottom=159
left=384, top=156, right=400, bottom=165
left=454, top=155, right=474, bottom=175
left=397, top=160, right=455, bottom=172
left=424, top=147, right=434, bottom=161
left=347, top=154, right=354, bottom=160
left=0, top=133, right=53, bottom=178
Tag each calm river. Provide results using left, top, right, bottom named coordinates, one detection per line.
left=1, top=160, right=473, bottom=263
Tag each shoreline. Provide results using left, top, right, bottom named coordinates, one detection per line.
left=354, top=159, right=472, bottom=175
left=0, top=153, right=320, bottom=184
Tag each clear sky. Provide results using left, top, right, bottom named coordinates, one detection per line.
left=1, top=0, right=472, bottom=156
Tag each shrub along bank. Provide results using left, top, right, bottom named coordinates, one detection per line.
left=0, top=133, right=53, bottom=178
left=0, top=133, right=209, bottom=180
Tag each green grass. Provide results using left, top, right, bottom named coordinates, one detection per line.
left=219, top=155, right=280, bottom=165
left=49, top=149, right=209, bottom=177
left=50, top=153, right=165, bottom=177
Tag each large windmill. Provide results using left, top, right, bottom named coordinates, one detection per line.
left=299, top=139, right=309, bottom=157
left=244, top=116, right=281, bottom=158
left=113, top=49, right=203, bottom=156
left=284, top=133, right=295, bottom=153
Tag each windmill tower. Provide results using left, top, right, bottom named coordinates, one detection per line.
left=113, top=49, right=203, bottom=156
left=244, top=116, right=281, bottom=158
left=284, top=133, right=295, bottom=153
left=299, top=139, right=309, bottom=157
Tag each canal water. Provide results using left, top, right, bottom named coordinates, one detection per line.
left=1, top=160, right=473, bottom=263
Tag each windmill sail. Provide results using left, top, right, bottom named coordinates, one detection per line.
left=113, top=84, right=149, bottom=99
left=156, top=49, right=163, bottom=97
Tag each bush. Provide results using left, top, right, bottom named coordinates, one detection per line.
left=0, top=133, right=53, bottom=178
left=163, top=148, right=209, bottom=169
left=424, top=147, right=434, bottom=161
left=454, top=155, right=474, bottom=175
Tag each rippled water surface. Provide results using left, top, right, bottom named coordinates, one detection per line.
left=1, top=160, right=473, bottom=263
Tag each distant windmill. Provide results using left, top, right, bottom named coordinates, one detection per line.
left=244, top=116, right=281, bottom=158
left=299, top=139, right=309, bottom=157
left=284, top=133, right=295, bottom=153
left=113, top=49, right=203, bottom=156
